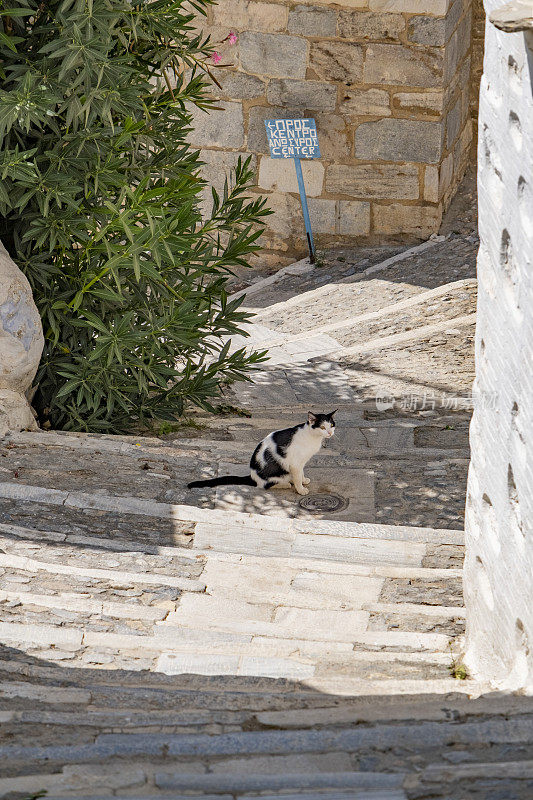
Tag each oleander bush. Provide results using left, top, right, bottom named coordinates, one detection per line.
left=0, top=0, right=269, bottom=432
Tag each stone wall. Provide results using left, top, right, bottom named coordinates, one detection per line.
left=470, top=0, right=486, bottom=146
left=191, top=0, right=474, bottom=263
left=464, top=2, right=533, bottom=690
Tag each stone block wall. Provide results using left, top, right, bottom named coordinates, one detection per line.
left=470, top=0, right=486, bottom=145
left=190, top=0, right=474, bottom=263
left=464, top=3, right=533, bottom=690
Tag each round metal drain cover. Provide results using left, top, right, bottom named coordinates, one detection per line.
left=298, top=493, right=349, bottom=514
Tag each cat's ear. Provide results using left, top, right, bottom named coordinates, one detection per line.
left=329, top=409, right=338, bottom=418
left=308, top=412, right=317, bottom=425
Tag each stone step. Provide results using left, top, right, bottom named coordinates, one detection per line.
left=0, top=440, right=470, bottom=530
left=0, top=523, right=203, bottom=576
left=0, top=553, right=205, bottom=592
left=0, top=434, right=214, bottom=508
left=4, top=756, right=532, bottom=800
left=0, top=497, right=196, bottom=552
left=0, top=766, right=408, bottom=798
left=0, top=524, right=462, bottom=578
left=0, top=546, right=464, bottom=624
left=242, top=240, right=444, bottom=319
left=192, top=523, right=462, bottom=569
left=229, top=254, right=316, bottom=305
left=8, top=793, right=408, bottom=800
left=0, top=620, right=458, bottom=679
left=241, top=282, right=477, bottom=365
left=157, top=616, right=457, bottom=651
left=2, top=716, right=532, bottom=769
left=43, top=794, right=407, bottom=800
left=0, top=522, right=464, bottom=584
left=163, top=591, right=464, bottom=639
left=248, top=236, right=476, bottom=331
left=7, top=691, right=532, bottom=733
left=263, top=279, right=477, bottom=347
left=5, top=423, right=463, bottom=487
left=325, top=313, right=477, bottom=362
left=0, top=568, right=190, bottom=641
left=338, top=322, right=475, bottom=409
left=414, top=758, right=533, bottom=785
left=155, top=652, right=453, bottom=681
left=1, top=421, right=469, bottom=530
left=0, top=653, right=456, bottom=707
left=0, top=482, right=464, bottom=565
left=0, top=670, right=480, bottom=708
left=0, top=515, right=464, bottom=555
left=254, top=693, right=533, bottom=728
left=0, top=588, right=169, bottom=621
left=2, top=427, right=469, bottom=470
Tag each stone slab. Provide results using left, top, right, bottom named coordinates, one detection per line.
left=0, top=552, right=205, bottom=591
left=157, top=653, right=241, bottom=676
left=155, top=772, right=406, bottom=793
left=0, top=621, right=83, bottom=648
left=193, top=522, right=295, bottom=557
left=291, top=533, right=427, bottom=568
left=212, top=465, right=374, bottom=522
left=0, top=682, right=90, bottom=704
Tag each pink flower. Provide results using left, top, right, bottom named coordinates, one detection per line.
left=227, top=31, right=238, bottom=45
left=210, top=51, right=221, bottom=64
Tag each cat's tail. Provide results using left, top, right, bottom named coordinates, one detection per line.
left=187, top=475, right=256, bottom=489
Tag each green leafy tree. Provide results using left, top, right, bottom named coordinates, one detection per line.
left=0, top=0, right=269, bottom=432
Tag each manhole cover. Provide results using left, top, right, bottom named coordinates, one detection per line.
left=298, top=493, right=349, bottom=514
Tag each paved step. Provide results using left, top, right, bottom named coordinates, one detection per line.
left=0, top=623, right=458, bottom=677
left=0, top=523, right=204, bottom=574
left=239, top=241, right=442, bottom=315
left=231, top=242, right=416, bottom=310
left=238, top=281, right=477, bottom=367
left=37, top=794, right=407, bottom=800
left=3, top=793, right=408, bottom=800
left=3, top=716, right=532, bottom=767
left=0, top=767, right=408, bottom=798
left=0, top=482, right=464, bottom=565
left=265, top=279, right=477, bottom=346
left=3, top=424, right=469, bottom=464
left=0, top=435, right=213, bottom=506
left=249, top=235, right=476, bottom=332
left=3, top=424, right=468, bottom=459
left=339, top=322, right=476, bottom=407
left=1, top=412, right=470, bottom=532
left=6, top=690, right=531, bottom=730
left=0, top=553, right=204, bottom=591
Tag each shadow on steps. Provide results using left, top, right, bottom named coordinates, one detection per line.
left=0, top=644, right=532, bottom=800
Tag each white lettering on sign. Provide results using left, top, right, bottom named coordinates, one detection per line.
left=264, top=118, right=321, bottom=159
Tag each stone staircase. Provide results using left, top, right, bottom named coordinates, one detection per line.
left=1, top=233, right=532, bottom=799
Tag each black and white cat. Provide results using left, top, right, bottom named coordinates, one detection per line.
left=188, top=411, right=337, bottom=496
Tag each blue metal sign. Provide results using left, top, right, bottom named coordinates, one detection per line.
left=264, top=118, right=321, bottom=160
left=264, top=118, right=321, bottom=262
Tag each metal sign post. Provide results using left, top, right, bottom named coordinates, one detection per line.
left=264, top=118, right=321, bottom=264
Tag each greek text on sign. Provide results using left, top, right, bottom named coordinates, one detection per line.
left=264, top=118, right=321, bottom=159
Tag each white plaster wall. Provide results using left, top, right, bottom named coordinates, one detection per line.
left=464, top=2, right=533, bottom=690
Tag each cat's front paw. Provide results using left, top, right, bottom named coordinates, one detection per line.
left=302, top=477, right=310, bottom=485
left=295, top=486, right=309, bottom=496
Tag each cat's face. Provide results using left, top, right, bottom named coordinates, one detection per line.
left=308, top=411, right=337, bottom=438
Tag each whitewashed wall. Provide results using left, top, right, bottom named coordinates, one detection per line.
left=464, top=2, right=533, bottom=690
